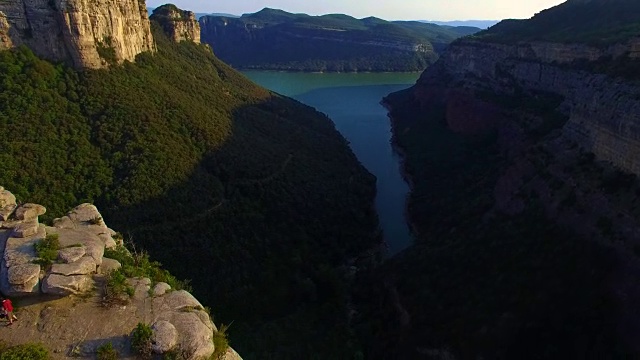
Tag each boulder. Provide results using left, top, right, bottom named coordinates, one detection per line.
left=12, top=221, right=39, bottom=238
left=98, top=233, right=117, bottom=249
left=152, top=282, right=171, bottom=296
left=52, top=216, right=75, bottom=229
left=162, top=290, right=204, bottom=311
left=0, top=187, right=16, bottom=208
left=99, top=258, right=122, bottom=274
left=7, top=263, right=40, bottom=285
left=42, top=274, right=93, bottom=295
left=1, top=263, right=40, bottom=296
left=169, top=311, right=215, bottom=359
left=58, top=246, right=86, bottom=263
left=14, top=203, right=46, bottom=221
left=50, top=256, right=97, bottom=276
left=128, top=277, right=151, bottom=300
left=4, top=225, right=44, bottom=266
left=68, top=204, right=104, bottom=224
left=150, top=320, right=178, bottom=353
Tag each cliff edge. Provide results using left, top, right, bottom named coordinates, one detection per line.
left=0, top=0, right=155, bottom=69
left=0, top=186, right=241, bottom=359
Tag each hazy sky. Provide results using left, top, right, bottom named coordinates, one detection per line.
left=146, top=0, right=566, bottom=21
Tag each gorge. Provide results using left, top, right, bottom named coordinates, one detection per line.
left=243, top=71, right=416, bottom=255
left=2, top=0, right=640, bottom=358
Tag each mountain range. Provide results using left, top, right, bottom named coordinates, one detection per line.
left=422, top=19, right=498, bottom=28
left=199, top=8, right=481, bottom=72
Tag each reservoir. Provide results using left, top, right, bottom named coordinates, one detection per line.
left=243, top=71, right=417, bottom=255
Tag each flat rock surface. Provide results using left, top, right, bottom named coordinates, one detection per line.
left=42, top=274, right=93, bottom=296
left=50, top=257, right=96, bottom=276
left=58, top=246, right=86, bottom=263
left=0, top=283, right=242, bottom=360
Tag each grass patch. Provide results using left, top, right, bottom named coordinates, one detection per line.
left=0, top=342, right=50, bottom=360
left=96, top=342, right=118, bottom=360
left=33, top=233, right=60, bottom=267
left=104, top=244, right=191, bottom=292
left=131, top=323, right=153, bottom=360
left=102, top=268, right=134, bottom=307
left=210, top=324, right=230, bottom=360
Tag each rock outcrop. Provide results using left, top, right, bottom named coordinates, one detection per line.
left=151, top=4, right=200, bottom=43
left=0, top=190, right=122, bottom=296
left=0, top=186, right=241, bottom=359
left=0, top=0, right=155, bottom=69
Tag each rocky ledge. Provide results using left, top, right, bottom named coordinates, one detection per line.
left=0, top=186, right=240, bottom=359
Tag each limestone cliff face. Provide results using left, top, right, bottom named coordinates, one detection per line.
left=151, top=4, right=200, bottom=43
left=0, top=0, right=155, bottom=69
left=412, top=37, right=640, bottom=174
left=0, top=12, right=13, bottom=49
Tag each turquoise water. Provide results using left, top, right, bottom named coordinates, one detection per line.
left=243, top=71, right=418, bottom=255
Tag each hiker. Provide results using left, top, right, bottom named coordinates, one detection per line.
left=1, top=297, right=17, bottom=325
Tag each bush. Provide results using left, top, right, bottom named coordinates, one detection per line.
left=34, top=233, right=60, bottom=267
left=102, top=268, right=134, bottom=307
left=104, top=244, right=191, bottom=292
left=0, top=343, right=50, bottom=360
left=88, top=216, right=103, bottom=225
left=210, top=324, right=229, bottom=360
left=96, top=342, right=119, bottom=360
left=131, top=323, right=153, bottom=359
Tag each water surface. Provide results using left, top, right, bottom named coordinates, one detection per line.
left=243, top=71, right=417, bottom=255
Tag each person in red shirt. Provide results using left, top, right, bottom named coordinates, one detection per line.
left=1, top=297, right=17, bottom=325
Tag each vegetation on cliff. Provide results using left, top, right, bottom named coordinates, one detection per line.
left=200, top=8, right=479, bottom=72
left=475, top=0, right=640, bottom=46
left=0, top=21, right=380, bottom=358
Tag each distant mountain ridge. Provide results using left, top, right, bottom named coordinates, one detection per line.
left=199, top=8, right=480, bottom=72
left=421, top=20, right=499, bottom=29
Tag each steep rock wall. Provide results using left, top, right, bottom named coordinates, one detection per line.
left=414, top=38, right=640, bottom=174
left=0, top=0, right=155, bottom=69
left=151, top=4, right=200, bottom=43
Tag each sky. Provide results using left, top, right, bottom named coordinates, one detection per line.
left=146, top=0, right=566, bottom=21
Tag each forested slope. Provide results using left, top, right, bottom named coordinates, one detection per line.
left=0, top=23, right=380, bottom=358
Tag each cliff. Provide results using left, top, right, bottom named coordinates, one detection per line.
left=199, top=8, right=479, bottom=72
left=151, top=4, right=200, bottom=43
left=0, top=186, right=241, bottom=359
left=365, top=0, right=640, bottom=357
left=414, top=35, right=640, bottom=174
left=0, top=0, right=155, bottom=69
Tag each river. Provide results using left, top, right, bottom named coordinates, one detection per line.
left=243, top=71, right=417, bottom=255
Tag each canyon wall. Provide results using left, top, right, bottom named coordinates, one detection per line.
left=0, top=0, right=155, bottom=69
left=413, top=37, right=640, bottom=174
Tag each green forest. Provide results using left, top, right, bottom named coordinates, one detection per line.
left=0, top=22, right=381, bottom=358
left=200, top=8, right=479, bottom=72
